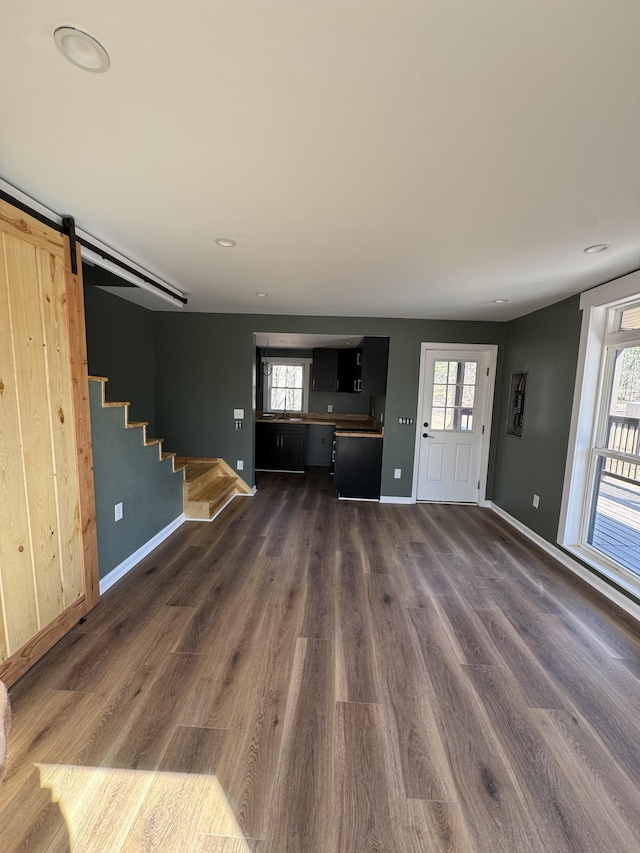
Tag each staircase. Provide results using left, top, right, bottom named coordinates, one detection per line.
left=178, top=456, right=252, bottom=520
left=89, top=376, right=251, bottom=521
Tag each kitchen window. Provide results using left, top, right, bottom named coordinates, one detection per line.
left=262, top=357, right=311, bottom=412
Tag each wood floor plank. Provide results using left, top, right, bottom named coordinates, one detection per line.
left=432, top=592, right=501, bottom=666
left=366, top=574, right=458, bottom=801
left=465, top=662, right=632, bottom=852
left=531, top=707, right=640, bottom=849
left=335, top=701, right=396, bottom=853
left=475, top=607, right=568, bottom=709
left=213, top=567, right=306, bottom=838
left=0, top=766, right=71, bottom=853
left=491, top=576, right=640, bottom=788
left=264, top=638, right=335, bottom=853
left=407, top=603, right=548, bottom=851
left=300, top=540, right=336, bottom=640
left=335, top=550, right=379, bottom=703
left=393, top=797, right=476, bottom=853
left=158, top=726, right=227, bottom=775
left=190, top=836, right=262, bottom=853
left=4, top=477, right=640, bottom=851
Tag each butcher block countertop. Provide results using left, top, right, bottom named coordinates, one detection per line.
left=256, top=412, right=383, bottom=436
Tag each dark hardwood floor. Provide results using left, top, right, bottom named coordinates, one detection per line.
left=2, top=468, right=640, bottom=851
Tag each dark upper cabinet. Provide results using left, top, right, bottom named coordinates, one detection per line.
left=337, top=337, right=389, bottom=395
left=360, top=336, right=389, bottom=395
left=337, top=347, right=362, bottom=393
left=311, top=348, right=339, bottom=392
left=255, top=423, right=306, bottom=471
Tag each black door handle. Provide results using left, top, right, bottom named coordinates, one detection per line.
left=423, top=432, right=433, bottom=438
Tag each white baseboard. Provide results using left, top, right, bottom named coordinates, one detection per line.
left=488, top=502, right=640, bottom=622
left=99, top=513, right=185, bottom=595
left=380, top=495, right=414, bottom=504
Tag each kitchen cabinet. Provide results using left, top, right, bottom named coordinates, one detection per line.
left=360, top=336, right=389, bottom=395
left=312, top=348, right=338, bottom=392
left=337, top=347, right=362, bottom=393
left=337, top=337, right=389, bottom=395
left=334, top=435, right=383, bottom=499
left=256, top=422, right=306, bottom=471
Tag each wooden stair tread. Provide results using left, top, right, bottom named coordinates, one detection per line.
left=188, top=476, right=235, bottom=503
left=183, top=460, right=221, bottom=484
left=162, top=451, right=177, bottom=461
left=103, top=401, right=129, bottom=408
left=145, top=438, right=162, bottom=447
left=195, top=477, right=235, bottom=503
left=127, top=421, right=148, bottom=429
left=88, top=375, right=109, bottom=382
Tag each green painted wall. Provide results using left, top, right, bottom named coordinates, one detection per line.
left=154, top=313, right=505, bottom=497
left=84, top=265, right=157, bottom=434
left=89, top=381, right=183, bottom=578
left=492, top=295, right=582, bottom=542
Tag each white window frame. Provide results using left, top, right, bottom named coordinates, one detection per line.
left=261, top=357, right=311, bottom=413
left=559, top=269, right=640, bottom=598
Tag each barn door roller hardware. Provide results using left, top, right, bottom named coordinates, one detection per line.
left=62, top=215, right=78, bottom=274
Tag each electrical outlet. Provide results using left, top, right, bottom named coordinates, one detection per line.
left=532, top=494, right=540, bottom=508
left=114, top=502, right=123, bottom=522
left=237, top=460, right=244, bottom=471
left=327, top=404, right=333, bottom=412
left=233, top=408, right=244, bottom=420
left=235, top=421, right=243, bottom=430
left=394, top=468, right=401, bottom=479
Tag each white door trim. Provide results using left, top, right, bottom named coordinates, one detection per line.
left=412, top=342, right=498, bottom=504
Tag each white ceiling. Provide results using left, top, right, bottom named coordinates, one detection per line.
left=3, top=1, right=640, bottom=321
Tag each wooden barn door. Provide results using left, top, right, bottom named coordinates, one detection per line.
left=0, top=198, right=98, bottom=686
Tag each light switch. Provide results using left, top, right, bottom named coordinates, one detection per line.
left=234, top=408, right=244, bottom=420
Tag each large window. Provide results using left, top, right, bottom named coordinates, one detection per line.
left=262, top=358, right=310, bottom=412
left=561, top=274, right=640, bottom=598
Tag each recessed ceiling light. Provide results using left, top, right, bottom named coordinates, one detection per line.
left=255, top=292, right=268, bottom=298
left=54, top=27, right=110, bottom=73
left=215, top=238, right=236, bottom=248
left=583, top=244, right=610, bottom=254
left=493, top=299, right=509, bottom=304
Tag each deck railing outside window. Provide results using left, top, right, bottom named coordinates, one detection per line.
left=604, top=415, right=640, bottom=483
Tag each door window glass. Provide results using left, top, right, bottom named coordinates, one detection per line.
left=431, top=360, right=477, bottom=431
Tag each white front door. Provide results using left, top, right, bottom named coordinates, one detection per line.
left=416, top=348, right=493, bottom=502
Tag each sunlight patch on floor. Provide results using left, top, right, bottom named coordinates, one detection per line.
left=36, top=764, right=254, bottom=852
